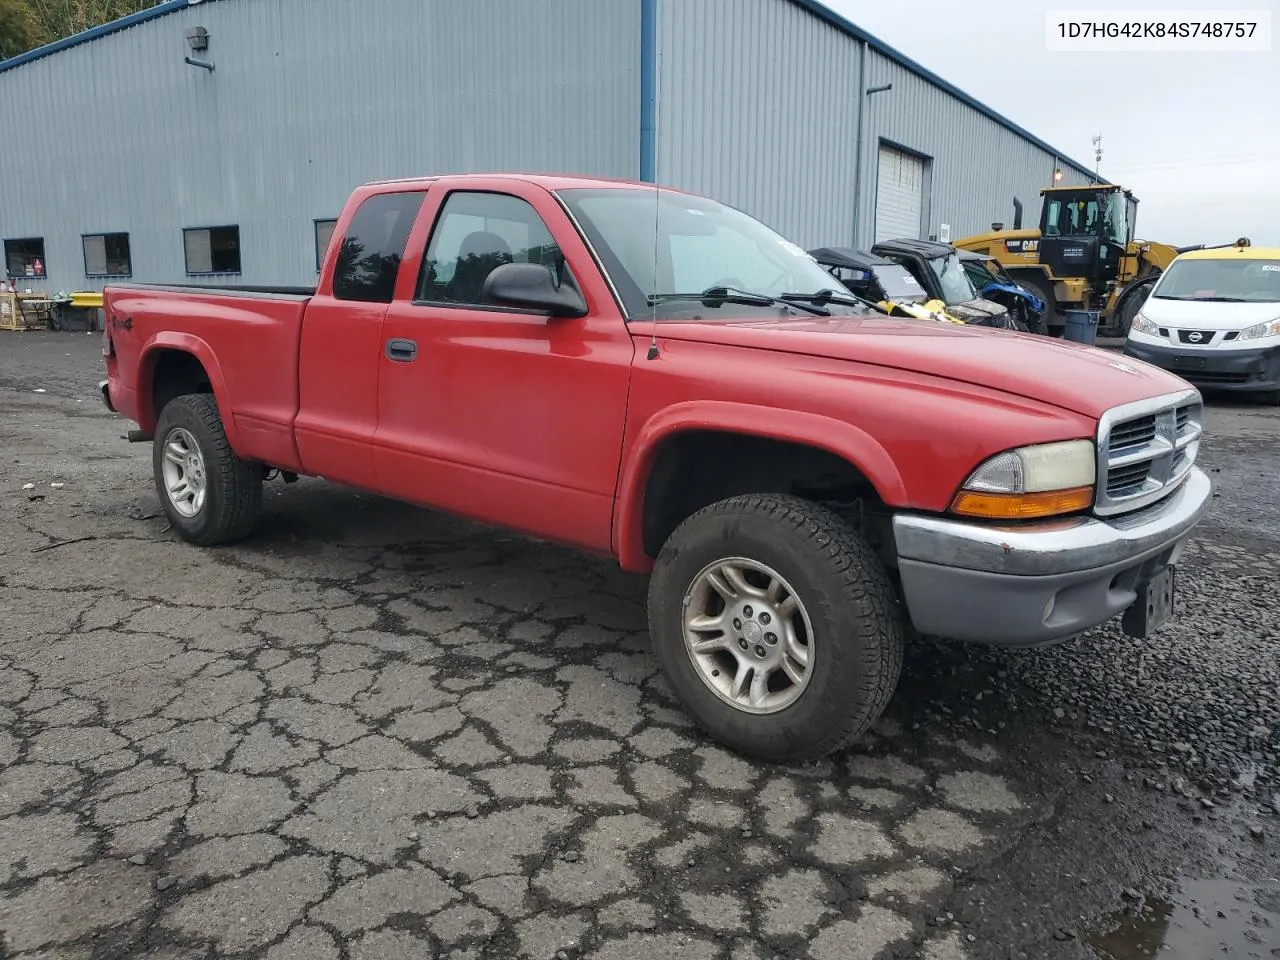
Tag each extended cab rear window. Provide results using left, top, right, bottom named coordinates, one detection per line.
left=332, top=191, right=426, bottom=303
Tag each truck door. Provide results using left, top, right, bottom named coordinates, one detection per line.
left=374, top=180, right=635, bottom=553
left=295, top=187, right=427, bottom=487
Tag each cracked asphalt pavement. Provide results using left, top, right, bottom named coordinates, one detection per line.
left=1, top=331, right=1277, bottom=960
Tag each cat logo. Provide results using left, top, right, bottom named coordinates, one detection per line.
left=1004, top=239, right=1039, bottom=254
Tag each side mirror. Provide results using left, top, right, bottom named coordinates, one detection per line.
left=482, top=262, right=587, bottom=318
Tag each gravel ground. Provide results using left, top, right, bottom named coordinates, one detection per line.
left=0, top=331, right=1276, bottom=960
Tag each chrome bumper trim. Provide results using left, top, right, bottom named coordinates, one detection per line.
left=892, top=466, right=1211, bottom=577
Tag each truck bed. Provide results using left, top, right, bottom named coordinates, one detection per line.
left=124, top=282, right=317, bottom=298
left=102, top=282, right=313, bottom=473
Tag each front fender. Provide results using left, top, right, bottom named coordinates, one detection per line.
left=612, top=400, right=909, bottom=572
left=139, top=332, right=241, bottom=449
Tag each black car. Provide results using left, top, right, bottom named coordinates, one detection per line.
left=870, top=238, right=1016, bottom=330
left=807, top=246, right=934, bottom=310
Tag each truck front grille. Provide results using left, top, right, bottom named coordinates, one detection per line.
left=1095, top=390, right=1202, bottom=517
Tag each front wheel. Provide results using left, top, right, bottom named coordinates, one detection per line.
left=647, top=493, right=905, bottom=763
left=153, top=393, right=263, bottom=545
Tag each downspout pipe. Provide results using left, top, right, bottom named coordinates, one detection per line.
left=851, top=39, right=868, bottom=245
left=639, top=0, right=657, bottom=182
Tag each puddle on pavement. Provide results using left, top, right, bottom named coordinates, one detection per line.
left=1090, top=879, right=1279, bottom=959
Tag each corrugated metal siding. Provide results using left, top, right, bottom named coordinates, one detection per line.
left=857, top=49, right=1095, bottom=249
left=654, top=0, right=862, bottom=248
left=654, top=0, right=1090, bottom=252
left=0, top=0, right=640, bottom=293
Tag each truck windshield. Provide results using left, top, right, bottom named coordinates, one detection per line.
left=1152, top=258, right=1280, bottom=303
left=927, top=253, right=977, bottom=305
left=557, top=187, right=864, bottom=318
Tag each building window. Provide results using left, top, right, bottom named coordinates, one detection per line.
left=314, top=219, right=338, bottom=272
left=83, top=233, right=132, bottom=277
left=332, top=192, right=425, bottom=303
left=183, top=225, right=241, bottom=275
left=4, top=238, right=46, bottom=279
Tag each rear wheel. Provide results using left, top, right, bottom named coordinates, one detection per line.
left=647, top=493, right=904, bottom=763
left=153, top=393, right=262, bottom=545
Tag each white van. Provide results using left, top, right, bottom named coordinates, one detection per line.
left=1124, top=240, right=1280, bottom=402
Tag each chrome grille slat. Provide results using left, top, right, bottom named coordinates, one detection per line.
left=1095, top=389, right=1203, bottom=517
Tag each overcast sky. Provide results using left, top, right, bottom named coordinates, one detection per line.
left=825, top=0, right=1279, bottom=247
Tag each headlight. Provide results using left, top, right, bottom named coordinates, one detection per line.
left=1238, top=318, right=1280, bottom=341
left=950, top=440, right=1096, bottom=520
left=1129, top=311, right=1161, bottom=337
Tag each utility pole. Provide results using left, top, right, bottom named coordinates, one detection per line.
left=1092, top=133, right=1103, bottom=182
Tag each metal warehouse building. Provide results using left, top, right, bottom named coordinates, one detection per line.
left=0, top=0, right=1097, bottom=294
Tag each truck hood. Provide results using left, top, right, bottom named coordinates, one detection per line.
left=639, top=314, right=1193, bottom=419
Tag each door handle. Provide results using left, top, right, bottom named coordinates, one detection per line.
left=385, top=338, right=418, bottom=362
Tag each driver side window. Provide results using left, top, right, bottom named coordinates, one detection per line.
left=416, top=191, right=577, bottom=308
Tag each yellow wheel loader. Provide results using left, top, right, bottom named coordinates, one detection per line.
left=952, top=184, right=1198, bottom=338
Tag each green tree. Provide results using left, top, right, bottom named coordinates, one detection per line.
left=0, top=0, right=40, bottom=59
left=1, top=0, right=164, bottom=57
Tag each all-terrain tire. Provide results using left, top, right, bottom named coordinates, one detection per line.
left=152, top=393, right=262, bottom=546
left=647, top=493, right=905, bottom=764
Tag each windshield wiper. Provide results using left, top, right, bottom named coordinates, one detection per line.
left=781, top=288, right=877, bottom=312
left=646, top=286, right=829, bottom=316
left=1155, top=294, right=1252, bottom=302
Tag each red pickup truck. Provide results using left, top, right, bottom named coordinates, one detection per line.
left=100, top=174, right=1211, bottom=763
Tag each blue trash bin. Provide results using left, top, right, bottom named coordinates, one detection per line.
left=1062, top=309, right=1099, bottom=345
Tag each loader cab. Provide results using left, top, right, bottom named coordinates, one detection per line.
left=1038, top=185, right=1135, bottom=285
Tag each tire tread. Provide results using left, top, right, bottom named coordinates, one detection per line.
left=652, top=492, right=903, bottom=763
left=154, top=393, right=262, bottom=545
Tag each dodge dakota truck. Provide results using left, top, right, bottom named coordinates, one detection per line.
left=100, top=174, right=1211, bottom=763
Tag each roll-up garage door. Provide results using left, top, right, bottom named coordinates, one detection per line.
left=874, top=145, right=924, bottom=241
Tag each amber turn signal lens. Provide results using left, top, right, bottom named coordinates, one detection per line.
left=949, top=486, right=1094, bottom=520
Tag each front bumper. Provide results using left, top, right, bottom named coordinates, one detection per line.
left=892, top=466, right=1212, bottom=647
left=1123, top=339, right=1280, bottom=392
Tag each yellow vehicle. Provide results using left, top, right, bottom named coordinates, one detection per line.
left=952, top=184, right=1193, bottom=338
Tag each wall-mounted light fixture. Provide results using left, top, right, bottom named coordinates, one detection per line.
left=185, top=26, right=214, bottom=71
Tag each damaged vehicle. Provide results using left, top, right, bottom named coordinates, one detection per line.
left=872, top=237, right=1017, bottom=330
left=808, top=246, right=965, bottom=324
left=959, top=249, right=1049, bottom=335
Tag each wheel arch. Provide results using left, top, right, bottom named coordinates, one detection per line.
left=613, top=401, right=909, bottom=573
left=139, top=333, right=240, bottom=449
